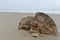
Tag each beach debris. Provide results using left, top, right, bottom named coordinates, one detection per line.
left=18, top=12, right=58, bottom=37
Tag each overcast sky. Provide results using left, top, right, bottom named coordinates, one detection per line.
left=0, top=0, right=60, bottom=13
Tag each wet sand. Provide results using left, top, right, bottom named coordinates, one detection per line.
left=0, top=12, right=60, bottom=40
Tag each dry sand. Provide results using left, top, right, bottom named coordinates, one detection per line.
left=0, top=12, right=60, bottom=40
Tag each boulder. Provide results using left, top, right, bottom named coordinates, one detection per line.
left=18, top=12, right=58, bottom=37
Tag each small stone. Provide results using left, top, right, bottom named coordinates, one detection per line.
left=31, top=33, right=39, bottom=38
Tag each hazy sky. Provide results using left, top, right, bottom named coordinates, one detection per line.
left=0, top=0, right=60, bottom=12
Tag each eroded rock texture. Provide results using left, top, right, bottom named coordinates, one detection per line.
left=18, top=12, right=58, bottom=37
left=18, top=16, right=34, bottom=30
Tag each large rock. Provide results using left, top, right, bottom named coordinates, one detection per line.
left=35, top=12, right=58, bottom=36
left=18, top=12, right=58, bottom=37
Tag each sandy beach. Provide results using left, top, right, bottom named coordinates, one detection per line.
left=0, top=12, right=60, bottom=40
